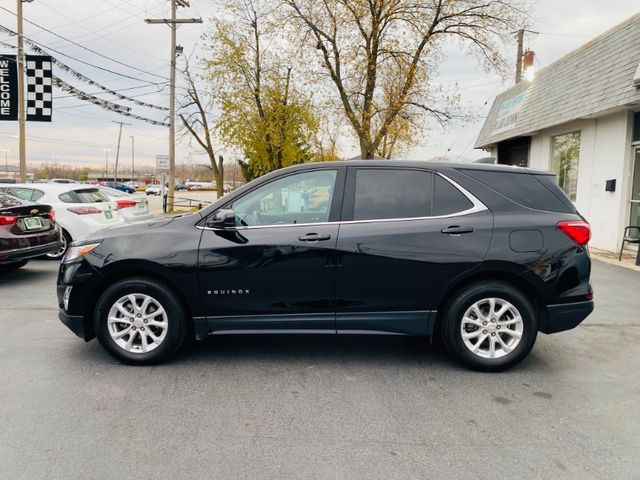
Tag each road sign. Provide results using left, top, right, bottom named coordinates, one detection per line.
left=156, top=154, right=169, bottom=172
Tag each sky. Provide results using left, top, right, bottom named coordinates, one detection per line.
left=0, top=0, right=639, bottom=173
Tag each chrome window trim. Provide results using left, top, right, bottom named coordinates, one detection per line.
left=198, top=171, right=488, bottom=231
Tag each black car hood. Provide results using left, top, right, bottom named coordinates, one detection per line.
left=79, top=212, right=201, bottom=243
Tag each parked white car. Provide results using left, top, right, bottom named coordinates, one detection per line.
left=145, top=185, right=163, bottom=196
left=99, top=187, right=154, bottom=223
left=0, top=183, right=124, bottom=259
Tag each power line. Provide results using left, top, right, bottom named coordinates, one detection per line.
left=0, top=6, right=169, bottom=82
left=37, top=2, right=167, bottom=63
left=0, top=24, right=162, bottom=85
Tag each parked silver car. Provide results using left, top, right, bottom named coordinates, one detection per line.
left=99, top=187, right=154, bottom=223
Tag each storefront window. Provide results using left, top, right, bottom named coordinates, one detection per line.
left=551, top=131, right=581, bottom=201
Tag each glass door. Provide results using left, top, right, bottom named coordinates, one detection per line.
left=630, top=148, right=640, bottom=233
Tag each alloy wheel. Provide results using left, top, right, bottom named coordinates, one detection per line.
left=46, top=232, right=68, bottom=259
left=107, top=293, right=169, bottom=353
left=460, top=297, right=524, bottom=359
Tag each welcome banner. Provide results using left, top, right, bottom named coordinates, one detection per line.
left=0, top=54, right=18, bottom=121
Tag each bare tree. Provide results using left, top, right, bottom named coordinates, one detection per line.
left=179, top=60, right=224, bottom=198
left=282, top=0, right=527, bottom=159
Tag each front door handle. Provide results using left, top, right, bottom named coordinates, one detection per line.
left=441, top=225, right=475, bottom=235
left=298, top=233, right=331, bottom=242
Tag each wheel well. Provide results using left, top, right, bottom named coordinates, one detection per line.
left=82, top=268, right=195, bottom=340
left=433, top=271, right=547, bottom=334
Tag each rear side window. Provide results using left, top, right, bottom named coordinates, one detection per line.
left=460, top=169, right=575, bottom=213
left=59, top=189, right=109, bottom=203
left=353, top=169, right=433, bottom=220
left=433, top=176, right=473, bottom=215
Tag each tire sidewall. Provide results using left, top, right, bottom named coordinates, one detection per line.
left=442, top=282, right=538, bottom=371
left=95, top=278, right=185, bottom=365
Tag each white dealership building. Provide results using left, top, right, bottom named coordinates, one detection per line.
left=475, top=13, right=640, bottom=252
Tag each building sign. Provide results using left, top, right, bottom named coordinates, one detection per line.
left=492, top=91, right=527, bottom=135
left=25, top=55, right=53, bottom=122
left=156, top=155, right=170, bottom=172
left=0, top=55, right=18, bottom=121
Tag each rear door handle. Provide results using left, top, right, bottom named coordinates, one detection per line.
left=298, top=233, right=332, bottom=242
left=441, top=225, right=475, bottom=235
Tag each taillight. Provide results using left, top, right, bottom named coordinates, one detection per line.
left=47, top=210, right=56, bottom=222
left=557, top=220, right=591, bottom=246
left=67, top=207, right=102, bottom=215
left=0, top=215, right=18, bottom=225
left=116, top=199, right=137, bottom=209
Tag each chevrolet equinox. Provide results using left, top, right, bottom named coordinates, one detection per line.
left=57, top=161, right=593, bottom=371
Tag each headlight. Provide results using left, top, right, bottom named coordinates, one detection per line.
left=63, top=242, right=101, bottom=263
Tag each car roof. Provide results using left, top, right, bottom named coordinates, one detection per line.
left=276, top=159, right=554, bottom=176
left=1, top=182, right=98, bottom=192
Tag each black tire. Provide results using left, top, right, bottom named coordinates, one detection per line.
left=440, top=281, right=538, bottom=372
left=0, top=259, right=29, bottom=272
left=94, top=277, right=188, bottom=365
left=45, top=229, right=71, bottom=260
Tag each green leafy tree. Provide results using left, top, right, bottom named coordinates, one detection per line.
left=205, top=1, right=320, bottom=180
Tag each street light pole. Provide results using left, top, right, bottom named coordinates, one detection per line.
left=103, top=148, right=110, bottom=180
left=2, top=149, right=9, bottom=176
left=112, top=121, right=130, bottom=184
left=130, top=136, right=135, bottom=183
left=145, top=1, right=202, bottom=212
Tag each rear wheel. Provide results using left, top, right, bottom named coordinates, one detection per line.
left=0, top=259, right=29, bottom=272
left=440, top=281, right=538, bottom=371
left=94, top=277, right=187, bottom=365
left=46, top=229, right=71, bottom=260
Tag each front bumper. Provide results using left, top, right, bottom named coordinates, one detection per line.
left=58, top=309, right=87, bottom=340
left=542, top=300, right=594, bottom=334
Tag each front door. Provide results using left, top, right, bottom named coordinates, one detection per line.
left=198, top=167, right=344, bottom=332
left=335, top=167, right=493, bottom=335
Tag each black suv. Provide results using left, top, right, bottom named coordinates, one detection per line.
left=57, top=161, right=593, bottom=370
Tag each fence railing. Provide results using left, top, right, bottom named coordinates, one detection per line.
left=162, top=195, right=212, bottom=213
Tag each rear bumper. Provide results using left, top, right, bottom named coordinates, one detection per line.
left=0, top=240, right=62, bottom=264
left=542, top=300, right=594, bottom=334
left=58, top=310, right=88, bottom=340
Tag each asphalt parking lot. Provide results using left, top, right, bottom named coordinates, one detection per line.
left=1, top=259, right=639, bottom=479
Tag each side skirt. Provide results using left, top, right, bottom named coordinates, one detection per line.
left=193, top=310, right=437, bottom=339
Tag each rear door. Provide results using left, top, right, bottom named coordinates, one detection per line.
left=335, top=167, right=493, bottom=335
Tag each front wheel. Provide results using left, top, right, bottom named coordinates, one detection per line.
left=440, top=281, right=538, bottom=371
left=94, top=277, right=188, bottom=365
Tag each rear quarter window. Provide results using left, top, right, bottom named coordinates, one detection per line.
left=459, top=169, right=575, bottom=214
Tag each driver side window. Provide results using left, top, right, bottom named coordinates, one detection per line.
left=231, top=170, right=338, bottom=227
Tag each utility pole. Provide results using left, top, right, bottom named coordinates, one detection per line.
left=112, top=120, right=130, bottom=184
left=130, top=136, right=135, bottom=182
left=146, top=1, right=202, bottom=212
left=515, top=29, right=524, bottom=84
left=17, top=0, right=33, bottom=182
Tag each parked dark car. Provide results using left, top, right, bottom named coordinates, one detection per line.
left=106, top=182, right=136, bottom=194
left=1, top=193, right=61, bottom=271
left=57, top=161, right=593, bottom=370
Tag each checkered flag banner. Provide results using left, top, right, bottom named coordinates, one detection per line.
left=26, top=55, right=53, bottom=122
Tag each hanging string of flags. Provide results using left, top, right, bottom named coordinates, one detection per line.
left=27, top=43, right=169, bottom=112
left=54, top=77, right=169, bottom=127
left=1, top=25, right=169, bottom=127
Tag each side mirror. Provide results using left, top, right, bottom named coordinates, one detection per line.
left=207, top=209, right=236, bottom=229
